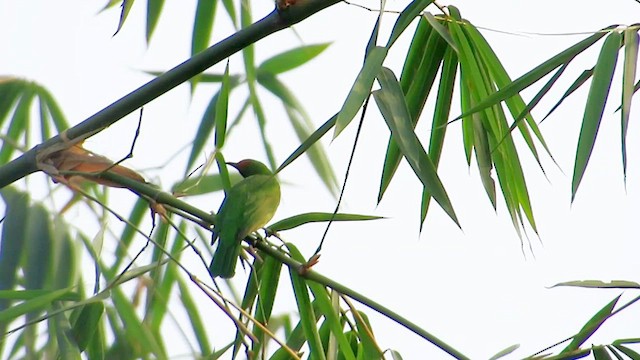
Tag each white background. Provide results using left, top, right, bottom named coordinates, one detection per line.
left=1, top=0, right=639, bottom=358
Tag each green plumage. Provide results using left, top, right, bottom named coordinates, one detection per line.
left=209, top=159, right=280, bottom=278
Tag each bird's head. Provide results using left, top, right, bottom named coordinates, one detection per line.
left=227, top=159, right=273, bottom=178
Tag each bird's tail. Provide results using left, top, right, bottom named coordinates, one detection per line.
left=209, top=244, right=239, bottom=278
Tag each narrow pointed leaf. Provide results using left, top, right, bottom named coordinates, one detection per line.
left=146, top=0, right=165, bottom=42
left=0, top=90, right=33, bottom=164
left=424, top=12, right=458, bottom=53
left=374, top=67, right=460, bottom=227
left=214, top=61, right=230, bottom=148
left=287, top=244, right=326, bottom=360
left=561, top=294, right=621, bottom=353
left=257, top=73, right=338, bottom=194
left=258, top=43, right=331, bottom=75
left=612, top=345, right=640, bottom=359
left=277, top=114, right=337, bottom=174
left=192, top=0, right=217, bottom=56
left=386, top=0, right=435, bottom=47
left=542, top=68, right=594, bottom=123
left=36, top=85, right=69, bottom=132
left=334, top=46, right=387, bottom=138
left=572, top=31, right=621, bottom=201
left=379, top=20, right=448, bottom=203
left=267, top=212, right=383, bottom=233
left=550, top=280, right=640, bottom=289
left=307, top=285, right=356, bottom=360
left=354, top=311, right=383, bottom=359
left=71, top=302, right=104, bottom=352
left=251, top=254, right=283, bottom=355
left=621, top=28, right=638, bottom=182
left=177, top=279, right=211, bottom=356
left=421, top=47, right=458, bottom=228
left=453, top=25, right=617, bottom=121
left=171, top=173, right=240, bottom=196
left=114, top=0, right=135, bottom=36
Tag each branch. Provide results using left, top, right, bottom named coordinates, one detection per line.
left=0, top=0, right=341, bottom=189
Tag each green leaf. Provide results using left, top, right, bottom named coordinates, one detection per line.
left=488, top=344, right=520, bottom=360
left=251, top=254, right=283, bottom=355
left=542, top=68, right=594, bottom=123
left=453, top=25, right=616, bottom=122
left=621, top=28, right=638, bottom=182
left=192, top=0, right=217, bottom=56
left=424, top=12, right=458, bottom=53
left=572, top=31, right=621, bottom=201
left=0, top=89, right=33, bottom=165
left=334, top=46, right=388, bottom=138
left=267, top=212, right=383, bottom=233
left=23, top=204, right=52, bottom=291
left=114, top=0, right=135, bottom=36
left=592, top=346, right=612, bottom=360
left=379, top=17, right=448, bottom=203
left=277, top=114, right=337, bottom=174
left=386, top=0, right=435, bottom=47
left=54, top=305, right=83, bottom=360
left=0, top=78, right=24, bottom=130
left=287, top=244, right=326, bottom=360
left=612, top=344, right=640, bottom=360
left=214, top=61, right=231, bottom=148
left=257, top=73, right=339, bottom=194
left=71, top=302, right=104, bottom=352
left=354, top=311, right=382, bottom=359
left=550, top=280, right=640, bottom=289
left=146, top=0, right=165, bottom=42
left=190, top=0, right=218, bottom=91
left=561, top=294, right=621, bottom=353
left=374, top=67, right=460, bottom=227
left=421, top=47, right=458, bottom=228
left=177, top=278, right=211, bottom=356
left=0, top=287, right=74, bottom=324
left=258, top=43, right=331, bottom=75
left=307, top=286, right=356, bottom=360
left=0, top=188, right=30, bottom=312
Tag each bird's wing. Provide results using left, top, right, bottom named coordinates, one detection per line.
left=236, top=175, right=280, bottom=238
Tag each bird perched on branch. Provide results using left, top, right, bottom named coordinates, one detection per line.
left=209, top=159, right=281, bottom=278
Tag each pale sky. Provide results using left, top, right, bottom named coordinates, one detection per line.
left=1, top=0, right=640, bottom=358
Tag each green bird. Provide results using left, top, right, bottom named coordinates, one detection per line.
left=209, top=159, right=281, bottom=278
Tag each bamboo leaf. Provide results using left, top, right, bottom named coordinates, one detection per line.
left=71, top=302, right=104, bottom=352
left=421, top=47, right=458, bottom=228
left=542, top=68, right=594, bottom=123
left=621, top=28, right=638, bottom=182
left=386, top=0, right=435, bottom=47
left=561, top=294, right=621, bottom=353
left=0, top=188, right=30, bottom=314
left=287, top=244, right=326, bottom=360
left=146, top=0, right=165, bottom=42
left=0, top=89, right=33, bottom=164
left=192, top=0, right=217, bottom=56
left=424, top=12, right=458, bottom=53
left=23, top=204, right=52, bottom=291
left=258, top=43, right=331, bottom=75
left=171, top=173, right=240, bottom=196
left=178, top=278, right=211, bottom=356
left=267, top=212, right=383, bottom=233
left=453, top=25, right=617, bottom=121
left=277, top=114, right=337, bottom=174
left=550, top=280, right=640, bottom=289
left=612, top=345, right=640, bottom=359
left=572, top=31, right=621, bottom=201
left=374, top=67, right=460, bottom=227
left=114, top=0, right=135, bottom=36
left=251, top=254, right=283, bottom=355
left=0, top=288, right=74, bottom=324
left=257, top=73, right=339, bottom=194
left=215, top=61, right=231, bottom=148
left=334, top=46, right=387, bottom=138
left=379, top=18, right=448, bottom=203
